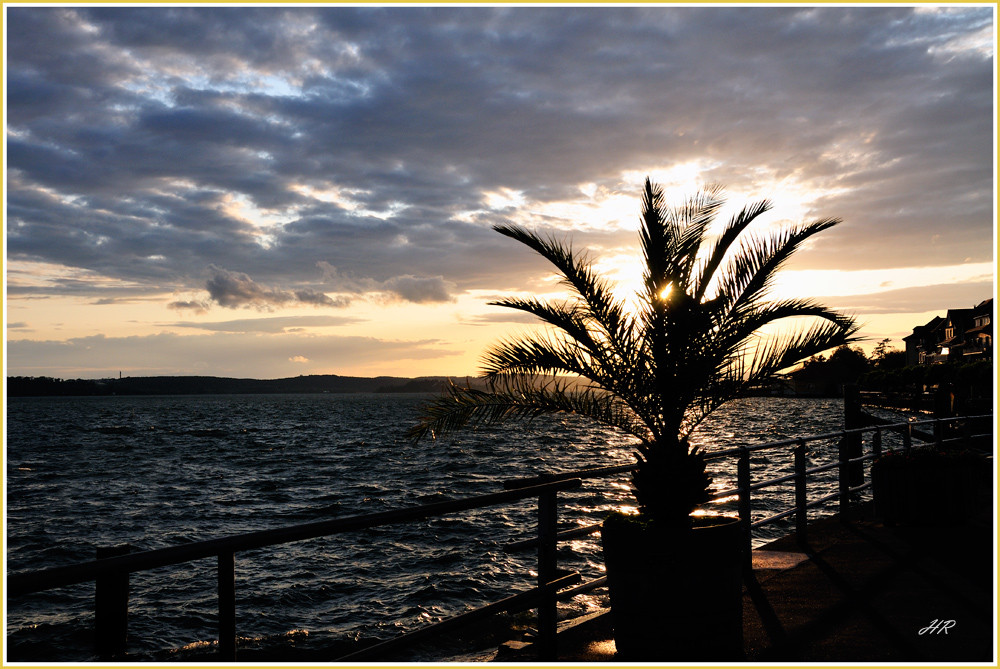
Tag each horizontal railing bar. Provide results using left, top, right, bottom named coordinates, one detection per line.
left=706, top=440, right=797, bottom=460
left=804, top=491, right=841, bottom=509
left=749, top=472, right=798, bottom=491
left=751, top=506, right=797, bottom=528
left=503, top=462, right=638, bottom=489
left=707, top=487, right=739, bottom=501
left=334, top=572, right=582, bottom=661
left=8, top=478, right=583, bottom=596
left=503, top=521, right=603, bottom=553
left=909, top=414, right=991, bottom=426
left=861, top=414, right=935, bottom=440
left=707, top=430, right=855, bottom=460
left=752, top=489, right=846, bottom=531
left=805, top=461, right=840, bottom=476
left=557, top=575, right=607, bottom=599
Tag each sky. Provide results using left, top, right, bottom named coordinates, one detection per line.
left=3, top=5, right=996, bottom=380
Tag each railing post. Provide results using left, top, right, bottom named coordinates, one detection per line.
left=536, top=490, right=558, bottom=660
left=793, top=440, right=807, bottom=544
left=843, top=385, right=864, bottom=488
left=737, top=447, right=752, bottom=572
left=218, top=552, right=236, bottom=661
left=870, top=428, right=882, bottom=520
left=903, top=422, right=912, bottom=453
left=838, top=436, right=851, bottom=521
left=95, top=544, right=131, bottom=660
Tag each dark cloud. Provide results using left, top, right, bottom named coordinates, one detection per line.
left=167, top=300, right=210, bottom=313
left=382, top=275, right=455, bottom=304
left=204, top=265, right=349, bottom=310
left=4, top=6, right=994, bottom=307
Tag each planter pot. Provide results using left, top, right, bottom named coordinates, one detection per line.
left=872, top=455, right=981, bottom=525
left=601, top=513, right=743, bottom=661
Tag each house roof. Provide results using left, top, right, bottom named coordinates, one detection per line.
left=944, top=308, right=974, bottom=326
left=903, top=316, right=944, bottom=341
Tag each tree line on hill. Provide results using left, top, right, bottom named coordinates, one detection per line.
left=5, top=374, right=462, bottom=397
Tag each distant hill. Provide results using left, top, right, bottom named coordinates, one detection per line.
left=4, top=374, right=483, bottom=397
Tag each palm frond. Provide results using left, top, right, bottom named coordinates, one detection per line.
left=639, top=178, right=669, bottom=297
left=406, top=377, right=652, bottom=446
left=693, top=198, right=772, bottom=303
left=739, top=318, right=863, bottom=384
left=710, top=298, right=859, bottom=366
left=717, top=218, right=841, bottom=317
left=480, top=332, right=596, bottom=383
left=639, top=180, right=725, bottom=301
left=488, top=296, right=597, bottom=354
left=669, top=184, right=726, bottom=291
left=492, top=224, right=639, bottom=369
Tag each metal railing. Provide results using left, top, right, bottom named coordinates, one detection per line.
left=6, top=413, right=991, bottom=662
left=7, top=478, right=583, bottom=662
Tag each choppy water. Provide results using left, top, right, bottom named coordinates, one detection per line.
left=5, top=393, right=873, bottom=661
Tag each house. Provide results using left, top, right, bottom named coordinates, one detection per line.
left=962, top=299, right=993, bottom=361
left=903, top=298, right=993, bottom=365
left=935, top=307, right=976, bottom=363
left=902, top=315, right=944, bottom=366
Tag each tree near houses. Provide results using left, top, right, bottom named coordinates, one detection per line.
left=410, top=178, right=860, bottom=529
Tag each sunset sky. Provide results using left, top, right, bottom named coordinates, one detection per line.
left=4, top=5, right=996, bottom=380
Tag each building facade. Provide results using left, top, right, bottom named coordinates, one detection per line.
left=903, top=298, right=993, bottom=365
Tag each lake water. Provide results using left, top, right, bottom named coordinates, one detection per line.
left=4, top=393, right=877, bottom=661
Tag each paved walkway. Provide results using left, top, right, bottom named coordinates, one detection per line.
left=497, top=509, right=995, bottom=663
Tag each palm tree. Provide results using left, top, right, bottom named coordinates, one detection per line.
left=410, top=178, right=860, bottom=528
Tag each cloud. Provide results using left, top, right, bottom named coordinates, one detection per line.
left=204, top=265, right=349, bottom=310
left=460, top=312, right=546, bottom=327
left=5, top=7, right=993, bottom=302
left=382, top=275, right=456, bottom=304
left=168, top=300, right=211, bottom=314
left=316, top=261, right=457, bottom=304
left=295, top=287, right=348, bottom=307
left=166, top=315, right=362, bottom=333
left=289, top=355, right=309, bottom=363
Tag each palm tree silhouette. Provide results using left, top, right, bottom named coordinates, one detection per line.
left=410, top=178, right=860, bottom=527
